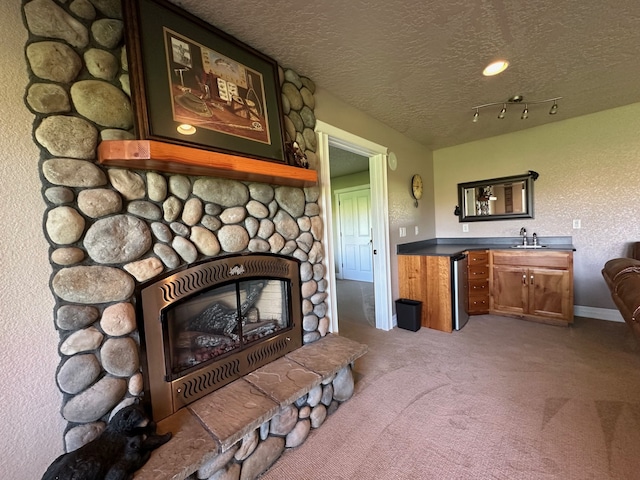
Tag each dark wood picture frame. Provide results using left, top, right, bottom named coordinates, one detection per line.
left=123, top=0, right=287, bottom=164
left=457, top=173, right=535, bottom=222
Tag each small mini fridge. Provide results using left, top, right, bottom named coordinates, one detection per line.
left=451, top=253, right=470, bottom=330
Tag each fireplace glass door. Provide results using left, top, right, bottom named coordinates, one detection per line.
left=164, top=278, right=291, bottom=381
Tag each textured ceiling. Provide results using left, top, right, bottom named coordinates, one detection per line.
left=328, top=146, right=369, bottom=178
left=171, top=0, right=640, bottom=150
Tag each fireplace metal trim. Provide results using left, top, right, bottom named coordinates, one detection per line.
left=139, top=253, right=302, bottom=421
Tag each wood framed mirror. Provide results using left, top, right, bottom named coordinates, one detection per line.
left=456, top=171, right=537, bottom=222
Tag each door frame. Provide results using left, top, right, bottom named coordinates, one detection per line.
left=316, top=120, right=392, bottom=331
left=334, top=184, right=372, bottom=282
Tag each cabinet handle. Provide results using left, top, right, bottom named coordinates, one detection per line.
left=522, top=274, right=526, bottom=285
left=530, top=275, right=534, bottom=285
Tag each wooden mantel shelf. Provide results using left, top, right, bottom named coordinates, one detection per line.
left=97, top=140, right=318, bottom=188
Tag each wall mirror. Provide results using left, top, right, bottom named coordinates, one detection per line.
left=456, top=171, right=537, bottom=222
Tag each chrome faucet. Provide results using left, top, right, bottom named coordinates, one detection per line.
left=532, top=232, right=538, bottom=246
left=520, top=227, right=527, bottom=245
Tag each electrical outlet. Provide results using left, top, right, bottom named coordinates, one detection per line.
left=415, top=226, right=419, bottom=235
left=573, top=219, right=581, bottom=229
left=399, top=227, right=406, bottom=237
left=462, top=224, right=469, bottom=233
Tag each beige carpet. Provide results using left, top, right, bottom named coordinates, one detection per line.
left=335, top=279, right=375, bottom=327
left=261, top=315, right=640, bottom=479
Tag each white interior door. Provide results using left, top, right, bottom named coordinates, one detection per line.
left=338, top=188, right=373, bottom=282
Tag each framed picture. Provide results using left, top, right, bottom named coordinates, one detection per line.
left=123, top=0, right=287, bottom=164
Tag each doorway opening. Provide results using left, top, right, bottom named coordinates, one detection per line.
left=315, top=121, right=392, bottom=332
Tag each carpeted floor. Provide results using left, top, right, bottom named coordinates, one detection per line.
left=261, top=312, right=640, bottom=479
left=335, top=279, right=375, bottom=327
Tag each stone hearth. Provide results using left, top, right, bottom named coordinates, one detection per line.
left=136, top=334, right=367, bottom=480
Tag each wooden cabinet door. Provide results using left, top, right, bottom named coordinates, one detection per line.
left=492, top=265, right=527, bottom=315
left=490, top=250, right=573, bottom=325
left=528, top=268, right=572, bottom=320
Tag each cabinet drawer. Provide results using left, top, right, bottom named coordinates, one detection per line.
left=468, top=294, right=489, bottom=313
left=467, top=251, right=489, bottom=265
left=469, top=279, right=489, bottom=294
left=469, top=265, right=489, bottom=278
left=491, top=250, right=572, bottom=269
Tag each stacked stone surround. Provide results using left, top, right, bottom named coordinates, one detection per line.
left=21, top=2, right=364, bottom=476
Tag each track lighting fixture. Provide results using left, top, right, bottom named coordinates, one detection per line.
left=471, top=95, right=561, bottom=122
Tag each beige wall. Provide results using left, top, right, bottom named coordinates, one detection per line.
left=314, top=88, right=435, bottom=301
left=434, top=103, right=640, bottom=310
left=1, top=2, right=66, bottom=478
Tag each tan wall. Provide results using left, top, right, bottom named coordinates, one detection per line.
left=434, top=103, right=640, bottom=309
left=1, top=3, right=66, bottom=478
left=314, top=88, right=435, bottom=302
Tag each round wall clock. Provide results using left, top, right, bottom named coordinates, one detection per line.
left=411, top=174, right=423, bottom=207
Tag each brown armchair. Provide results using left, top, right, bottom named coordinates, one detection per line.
left=602, top=242, right=640, bottom=341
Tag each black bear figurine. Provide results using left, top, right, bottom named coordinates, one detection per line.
left=42, top=403, right=171, bottom=480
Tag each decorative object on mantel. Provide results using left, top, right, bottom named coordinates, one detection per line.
left=97, top=140, right=317, bottom=188
left=123, top=0, right=287, bottom=164
left=285, top=141, right=308, bottom=168
left=42, top=404, right=171, bottom=480
left=472, top=95, right=561, bottom=122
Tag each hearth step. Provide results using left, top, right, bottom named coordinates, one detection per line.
left=134, top=334, right=367, bottom=480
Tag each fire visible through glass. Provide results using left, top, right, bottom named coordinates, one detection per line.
left=165, top=278, right=291, bottom=380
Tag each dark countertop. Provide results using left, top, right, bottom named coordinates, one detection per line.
left=397, top=237, right=575, bottom=257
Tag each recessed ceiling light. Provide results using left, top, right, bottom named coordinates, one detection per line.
left=483, top=60, right=509, bottom=76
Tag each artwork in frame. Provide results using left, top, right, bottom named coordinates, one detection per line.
left=123, top=0, right=287, bottom=164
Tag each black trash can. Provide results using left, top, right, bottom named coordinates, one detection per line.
left=395, top=298, right=422, bottom=331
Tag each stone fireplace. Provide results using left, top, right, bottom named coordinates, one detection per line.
left=140, top=253, right=303, bottom=421
left=23, top=1, right=367, bottom=478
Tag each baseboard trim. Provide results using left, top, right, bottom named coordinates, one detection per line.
left=392, top=308, right=623, bottom=328
left=574, top=305, right=624, bottom=323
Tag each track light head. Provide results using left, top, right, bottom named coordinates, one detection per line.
left=549, top=101, right=558, bottom=115
left=498, top=104, right=506, bottom=119
left=521, top=104, right=529, bottom=120
left=473, top=109, right=479, bottom=123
